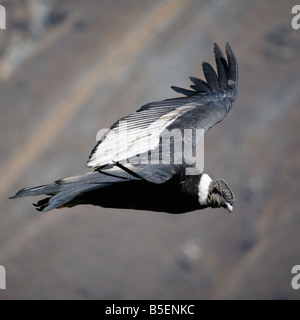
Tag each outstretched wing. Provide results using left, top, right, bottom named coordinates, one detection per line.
left=87, top=43, right=238, bottom=183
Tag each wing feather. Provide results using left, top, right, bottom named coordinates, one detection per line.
left=88, top=103, right=195, bottom=168
left=189, top=77, right=211, bottom=92
left=213, top=43, right=228, bottom=89
left=202, top=62, right=220, bottom=90
left=87, top=43, right=238, bottom=185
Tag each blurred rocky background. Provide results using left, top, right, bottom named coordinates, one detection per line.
left=0, top=0, right=300, bottom=299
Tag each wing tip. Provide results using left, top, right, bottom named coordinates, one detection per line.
left=172, top=42, right=238, bottom=100
left=213, top=42, right=222, bottom=55
left=225, top=42, right=238, bottom=93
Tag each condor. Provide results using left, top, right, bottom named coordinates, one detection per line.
left=10, top=43, right=238, bottom=214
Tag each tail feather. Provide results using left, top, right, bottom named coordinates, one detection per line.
left=9, top=183, right=60, bottom=199
left=40, top=184, right=101, bottom=212
left=10, top=171, right=130, bottom=212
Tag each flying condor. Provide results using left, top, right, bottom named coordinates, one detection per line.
left=10, top=43, right=238, bottom=214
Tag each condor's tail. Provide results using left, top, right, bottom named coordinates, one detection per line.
left=10, top=171, right=129, bottom=212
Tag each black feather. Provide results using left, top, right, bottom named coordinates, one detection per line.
left=213, top=43, right=228, bottom=89
left=220, top=56, right=230, bottom=80
left=189, top=76, right=211, bottom=91
left=190, top=84, right=197, bottom=91
left=202, top=62, right=220, bottom=90
left=171, top=86, right=195, bottom=96
left=225, top=42, right=238, bottom=91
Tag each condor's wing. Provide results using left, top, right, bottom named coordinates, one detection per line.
left=87, top=43, right=238, bottom=180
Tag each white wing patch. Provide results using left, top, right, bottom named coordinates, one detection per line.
left=87, top=104, right=195, bottom=169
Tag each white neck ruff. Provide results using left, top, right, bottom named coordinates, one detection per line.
left=198, top=174, right=213, bottom=205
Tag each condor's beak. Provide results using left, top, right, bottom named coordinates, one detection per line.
left=225, top=202, right=233, bottom=213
